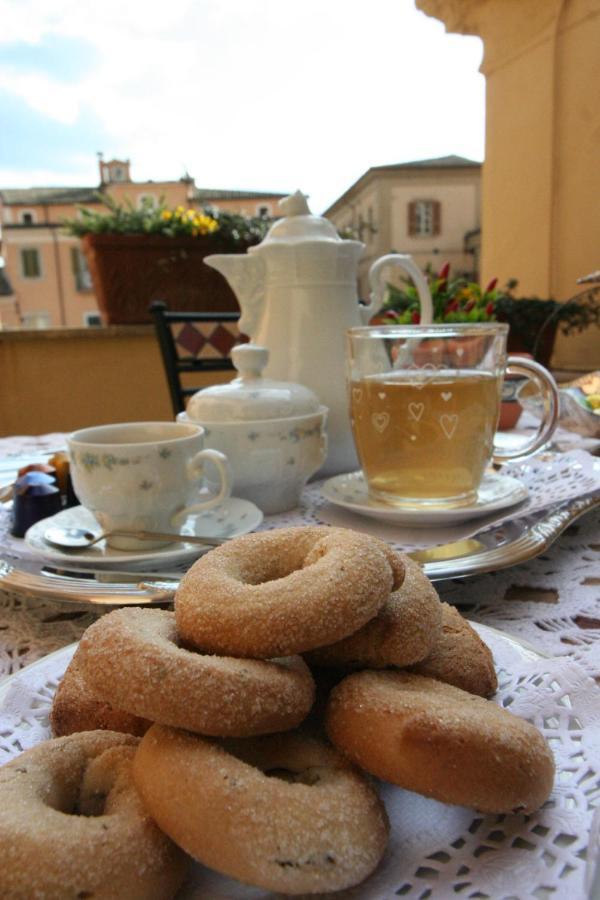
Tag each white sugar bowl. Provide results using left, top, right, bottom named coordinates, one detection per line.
left=178, top=344, right=328, bottom=514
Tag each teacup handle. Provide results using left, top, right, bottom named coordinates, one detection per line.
left=493, top=357, right=560, bottom=463
left=172, top=449, right=232, bottom=523
left=365, top=254, right=434, bottom=325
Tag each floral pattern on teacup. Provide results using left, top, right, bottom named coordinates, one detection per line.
left=71, top=449, right=166, bottom=473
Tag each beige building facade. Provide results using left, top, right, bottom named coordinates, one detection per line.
left=0, top=157, right=286, bottom=329
left=324, top=156, right=481, bottom=300
left=416, top=0, right=600, bottom=370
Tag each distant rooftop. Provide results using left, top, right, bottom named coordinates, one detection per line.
left=324, top=155, right=482, bottom=215
left=374, top=154, right=481, bottom=171
left=190, top=187, right=288, bottom=202
left=0, top=187, right=99, bottom=205
left=0, top=184, right=289, bottom=207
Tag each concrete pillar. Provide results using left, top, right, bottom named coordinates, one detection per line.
left=416, top=0, right=600, bottom=369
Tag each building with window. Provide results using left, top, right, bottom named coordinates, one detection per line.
left=0, top=157, right=287, bottom=328
left=324, top=155, right=481, bottom=300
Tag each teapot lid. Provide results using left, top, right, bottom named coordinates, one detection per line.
left=185, top=344, right=321, bottom=423
left=253, top=191, right=341, bottom=247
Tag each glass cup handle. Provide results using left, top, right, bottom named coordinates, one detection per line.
left=172, top=449, right=233, bottom=523
left=365, top=254, right=434, bottom=324
left=492, top=356, right=560, bottom=463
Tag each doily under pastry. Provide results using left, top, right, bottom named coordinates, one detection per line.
left=0, top=626, right=599, bottom=899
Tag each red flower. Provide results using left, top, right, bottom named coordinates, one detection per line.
left=486, top=301, right=495, bottom=316
left=438, top=261, right=451, bottom=293
left=411, top=311, right=421, bottom=324
left=484, top=278, right=498, bottom=294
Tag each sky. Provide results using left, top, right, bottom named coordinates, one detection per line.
left=0, top=0, right=485, bottom=214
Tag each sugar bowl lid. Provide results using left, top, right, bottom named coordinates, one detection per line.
left=185, top=344, right=321, bottom=422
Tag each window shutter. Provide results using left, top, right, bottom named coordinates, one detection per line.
left=432, top=201, right=441, bottom=236
left=70, top=247, right=79, bottom=275
left=408, top=201, right=417, bottom=236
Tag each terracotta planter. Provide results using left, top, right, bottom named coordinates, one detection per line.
left=444, top=335, right=486, bottom=367
left=498, top=352, right=533, bottom=431
left=82, top=233, right=250, bottom=325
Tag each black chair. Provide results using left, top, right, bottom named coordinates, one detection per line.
left=149, top=301, right=247, bottom=415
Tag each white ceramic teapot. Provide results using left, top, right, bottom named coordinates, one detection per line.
left=205, top=191, right=433, bottom=475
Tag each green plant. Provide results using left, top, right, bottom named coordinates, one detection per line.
left=373, top=262, right=498, bottom=325
left=62, top=194, right=271, bottom=247
left=494, top=284, right=600, bottom=357
left=374, top=263, right=600, bottom=358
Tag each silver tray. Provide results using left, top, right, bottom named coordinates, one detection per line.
left=0, top=493, right=598, bottom=607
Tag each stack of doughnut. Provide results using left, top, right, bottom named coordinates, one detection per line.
left=0, top=525, right=555, bottom=898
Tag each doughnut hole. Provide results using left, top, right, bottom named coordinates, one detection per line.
left=0, top=731, right=187, bottom=900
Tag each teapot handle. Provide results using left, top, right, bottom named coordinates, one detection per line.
left=364, top=254, right=433, bottom=325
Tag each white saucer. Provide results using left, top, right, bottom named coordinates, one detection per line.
left=25, top=500, right=263, bottom=569
left=321, top=470, right=528, bottom=526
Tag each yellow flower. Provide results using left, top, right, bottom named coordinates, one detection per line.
left=161, top=210, right=173, bottom=221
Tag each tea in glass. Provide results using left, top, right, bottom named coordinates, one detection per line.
left=350, top=369, right=501, bottom=505
left=346, top=324, right=559, bottom=508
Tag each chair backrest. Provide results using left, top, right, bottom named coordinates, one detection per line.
left=149, top=301, right=247, bottom=415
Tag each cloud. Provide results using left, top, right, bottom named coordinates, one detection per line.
left=0, top=0, right=484, bottom=211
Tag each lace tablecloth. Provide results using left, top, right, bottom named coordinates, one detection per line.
left=1, top=427, right=599, bottom=681
left=1, top=429, right=599, bottom=899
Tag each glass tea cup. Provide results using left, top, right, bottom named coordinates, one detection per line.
left=346, top=323, right=559, bottom=508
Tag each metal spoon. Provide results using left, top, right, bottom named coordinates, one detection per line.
left=43, top=525, right=226, bottom=551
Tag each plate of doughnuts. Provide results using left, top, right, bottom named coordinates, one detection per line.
left=0, top=525, right=598, bottom=899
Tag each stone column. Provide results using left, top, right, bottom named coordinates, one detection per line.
left=416, top=0, right=600, bottom=369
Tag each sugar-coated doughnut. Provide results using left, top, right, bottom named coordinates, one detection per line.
left=133, top=724, right=389, bottom=895
left=78, top=608, right=315, bottom=736
left=409, top=603, right=498, bottom=696
left=326, top=671, right=554, bottom=814
left=175, top=525, right=404, bottom=658
left=51, top=646, right=150, bottom=737
left=0, top=730, right=187, bottom=899
left=306, top=555, right=441, bottom=669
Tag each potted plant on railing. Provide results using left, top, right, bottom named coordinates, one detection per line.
left=372, top=263, right=600, bottom=367
left=63, top=196, right=271, bottom=325
left=494, top=279, right=600, bottom=368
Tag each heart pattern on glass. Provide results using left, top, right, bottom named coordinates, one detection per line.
left=441, top=392, right=453, bottom=402
left=408, top=402, right=425, bottom=422
left=352, top=387, right=363, bottom=403
left=372, top=412, right=390, bottom=434
left=408, top=363, right=441, bottom=390
left=377, top=392, right=387, bottom=400
left=440, top=414, right=459, bottom=440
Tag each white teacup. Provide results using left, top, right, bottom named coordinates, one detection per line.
left=67, top=421, right=232, bottom=549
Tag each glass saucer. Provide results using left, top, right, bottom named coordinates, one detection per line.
left=321, top=470, right=528, bottom=527
left=24, top=500, right=263, bottom=569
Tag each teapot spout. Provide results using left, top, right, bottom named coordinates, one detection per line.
left=204, top=254, right=266, bottom=337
